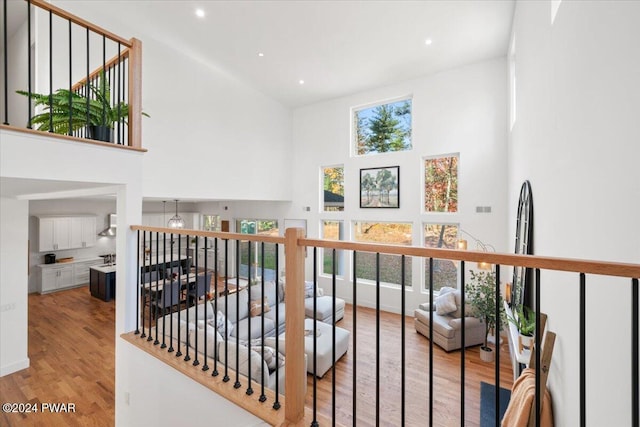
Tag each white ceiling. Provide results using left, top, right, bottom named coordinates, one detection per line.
left=55, top=0, right=515, bottom=108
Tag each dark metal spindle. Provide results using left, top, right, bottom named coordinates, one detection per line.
left=213, top=237, right=220, bottom=377
left=246, top=241, right=253, bottom=395
left=460, top=261, right=466, bottom=426
left=140, top=231, right=147, bottom=339
left=122, top=56, right=127, bottom=144
left=273, top=244, right=281, bottom=410
left=154, top=232, right=159, bottom=345
left=147, top=232, right=153, bottom=341
left=376, top=252, right=380, bottom=426
left=401, top=255, right=406, bottom=427
left=203, top=236, right=209, bottom=372
left=259, top=242, right=266, bottom=402
left=161, top=232, right=167, bottom=349
left=580, top=273, right=586, bottom=427
left=135, top=231, right=140, bottom=334
left=632, top=278, right=639, bottom=427
left=85, top=27, right=89, bottom=133
left=332, top=248, right=337, bottom=426
left=352, top=251, right=358, bottom=427
left=117, top=42, right=121, bottom=144
left=234, top=240, right=241, bottom=389
left=26, top=0, right=32, bottom=128
left=311, top=247, right=318, bottom=427
left=3, top=0, right=8, bottom=125
left=175, top=234, right=182, bottom=357
left=168, top=233, right=175, bottom=353
left=429, top=257, right=434, bottom=427
left=223, top=239, right=229, bottom=382
left=67, top=19, right=72, bottom=135
left=185, top=234, right=191, bottom=362
left=495, top=264, right=501, bottom=427
left=48, top=10, right=52, bottom=132
left=193, top=236, right=200, bottom=367
left=535, top=269, right=541, bottom=427
left=101, top=35, right=106, bottom=129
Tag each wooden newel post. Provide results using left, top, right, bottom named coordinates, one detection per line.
left=128, top=37, right=142, bottom=149
left=284, top=227, right=306, bottom=426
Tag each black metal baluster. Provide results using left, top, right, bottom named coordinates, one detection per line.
left=135, top=231, right=140, bottom=334
left=352, top=251, right=357, bottom=427
left=101, top=35, right=105, bottom=129
left=2, top=0, right=8, bottom=125
left=632, top=278, right=639, bottom=427
left=580, top=273, right=586, bottom=427
left=223, top=239, right=229, bottom=382
left=376, top=252, right=380, bottom=427
left=213, top=237, right=220, bottom=377
left=85, top=27, right=89, bottom=134
left=332, top=248, right=337, bottom=427
left=116, top=42, right=121, bottom=144
left=168, top=232, right=175, bottom=353
left=311, top=247, right=318, bottom=427
left=67, top=19, right=72, bottom=135
left=140, top=231, right=147, bottom=339
left=460, top=261, right=466, bottom=426
left=175, top=234, right=182, bottom=358
left=147, top=231, right=153, bottom=341
left=203, top=236, right=209, bottom=372
left=495, top=264, right=501, bottom=427
left=535, top=269, right=541, bottom=427
left=246, top=240, right=253, bottom=395
left=429, top=257, right=434, bottom=427
left=234, top=239, right=241, bottom=389
left=26, top=0, right=32, bottom=128
left=122, top=56, right=127, bottom=144
left=161, top=232, right=167, bottom=349
left=48, top=9, right=52, bottom=132
left=154, top=232, right=159, bottom=345
left=259, top=242, right=266, bottom=402
left=193, top=235, right=200, bottom=367
left=401, top=255, right=406, bottom=427
left=273, top=244, right=281, bottom=410
left=185, top=234, right=191, bottom=362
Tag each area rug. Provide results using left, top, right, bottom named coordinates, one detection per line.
left=480, top=381, right=511, bottom=427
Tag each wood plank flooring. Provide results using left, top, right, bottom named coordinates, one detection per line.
left=0, top=288, right=513, bottom=427
left=0, top=287, right=115, bottom=427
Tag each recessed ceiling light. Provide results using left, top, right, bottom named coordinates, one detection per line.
left=299, top=79, right=305, bottom=85
left=425, top=38, right=433, bottom=46
left=195, top=9, right=205, bottom=18
left=258, top=52, right=265, bottom=57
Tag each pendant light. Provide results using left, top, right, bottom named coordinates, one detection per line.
left=167, top=199, right=184, bottom=229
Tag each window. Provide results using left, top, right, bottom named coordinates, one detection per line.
left=353, top=98, right=412, bottom=156
left=424, top=223, right=459, bottom=292
left=202, top=214, right=220, bottom=231
left=321, top=221, right=344, bottom=277
left=353, top=221, right=412, bottom=286
left=236, top=219, right=279, bottom=280
left=424, top=154, right=458, bottom=213
left=323, top=166, right=344, bottom=211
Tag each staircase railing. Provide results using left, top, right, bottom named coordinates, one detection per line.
left=1, top=0, right=143, bottom=150
left=127, top=225, right=640, bottom=426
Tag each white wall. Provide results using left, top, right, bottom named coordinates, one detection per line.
left=0, top=197, right=30, bottom=376
left=288, top=58, right=508, bottom=313
left=508, top=1, right=640, bottom=426
left=28, top=198, right=118, bottom=293
left=1, top=17, right=30, bottom=128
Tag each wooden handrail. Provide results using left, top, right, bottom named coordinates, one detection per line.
left=27, top=0, right=132, bottom=47
left=130, top=226, right=286, bottom=245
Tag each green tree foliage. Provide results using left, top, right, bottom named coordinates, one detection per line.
left=356, top=99, right=412, bottom=155
left=323, top=167, right=344, bottom=195
left=424, top=156, right=458, bottom=212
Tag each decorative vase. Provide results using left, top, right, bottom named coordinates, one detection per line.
left=87, top=125, right=113, bottom=142
left=480, top=346, right=494, bottom=362
left=519, top=333, right=533, bottom=350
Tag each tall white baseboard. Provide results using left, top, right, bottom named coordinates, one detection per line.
left=0, top=358, right=30, bottom=377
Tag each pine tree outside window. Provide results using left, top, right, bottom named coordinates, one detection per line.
left=353, top=98, right=412, bottom=156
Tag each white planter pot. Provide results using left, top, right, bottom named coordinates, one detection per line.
left=480, top=346, right=494, bottom=362
left=519, top=333, right=533, bottom=350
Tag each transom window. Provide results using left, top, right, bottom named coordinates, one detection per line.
left=323, top=166, right=345, bottom=212
left=424, top=154, right=459, bottom=213
left=353, top=98, right=412, bottom=156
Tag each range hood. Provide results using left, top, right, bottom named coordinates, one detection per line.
left=98, top=214, right=117, bottom=237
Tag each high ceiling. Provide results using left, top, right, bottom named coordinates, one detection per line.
left=52, top=0, right=515, bottom=108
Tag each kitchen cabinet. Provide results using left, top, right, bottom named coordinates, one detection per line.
left=40, top=265, right=74, bottom=293
left=70, top=217, right=97, bottom=249
left=37, top=216, right=97, bottom=252
left=90, top=267, right=116, bottom=302
left=73, top=259, right=104, bottom=286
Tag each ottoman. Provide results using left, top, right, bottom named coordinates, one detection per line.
left=266, top=318, right=350, bottom=378
left=305, top=295, right=346, bottom=324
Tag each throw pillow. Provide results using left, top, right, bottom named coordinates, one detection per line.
left=250, top=297, right=271, bottom=317
left=435, top=291, right=458, bottom=315
left=304, top=281, right=325, bottom=298
left=211, top=310, right=234, bottom=337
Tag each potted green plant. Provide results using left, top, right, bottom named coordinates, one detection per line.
left=465, top=270, right=506, bottom=362
left=507, top=304, right=536, bottom=350
left=17, top=70, right=148, bottom=142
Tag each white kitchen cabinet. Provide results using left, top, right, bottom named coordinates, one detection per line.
left=73, top=259, right=104, bottom=285
left=38, top=216, right=97, bottom=252
left=39, top=217, right=72, bottom=251
left=70, top=217, right=97, bottom=249
left=40, top=265, right=74, bottom=293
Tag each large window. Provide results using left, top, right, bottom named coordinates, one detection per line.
left=236, top=219, right=279, bottom=281
left=353, top=221, right=412, bottom=286
left=424, top=154, right=459, bottom=213
left=353, top=98, right=412, bottom=156
left=424, top=223, right=459, bottom=292
left=321, top=220, right=344, bottom=277
left=323, top=166, right=344, bottom=211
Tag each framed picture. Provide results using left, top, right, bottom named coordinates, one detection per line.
left=360, top=166, right=400, bottom=208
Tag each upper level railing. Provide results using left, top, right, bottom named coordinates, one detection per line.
left=126, top=225, right=640, bottom=426
left=1, top=0, right=143, bottom=150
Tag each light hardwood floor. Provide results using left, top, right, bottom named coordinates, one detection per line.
left=0, top=287, right=115, bottom=427
left=0, top=288, right=513, bottom=427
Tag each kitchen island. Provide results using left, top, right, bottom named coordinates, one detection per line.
left=90, top=264, right=116, bottom=302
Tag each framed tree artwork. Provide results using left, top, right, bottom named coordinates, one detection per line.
left=360, top=166, right=400, bottom=208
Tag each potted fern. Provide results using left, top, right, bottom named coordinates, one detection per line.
left=507, top=304, right=536, bottom=350
left=17, top=70, right=147, bottom=142
left=465, top=270, right=506, bottom=362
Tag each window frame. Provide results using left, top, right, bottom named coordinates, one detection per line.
left=422, top=153, right=460, bottom=214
